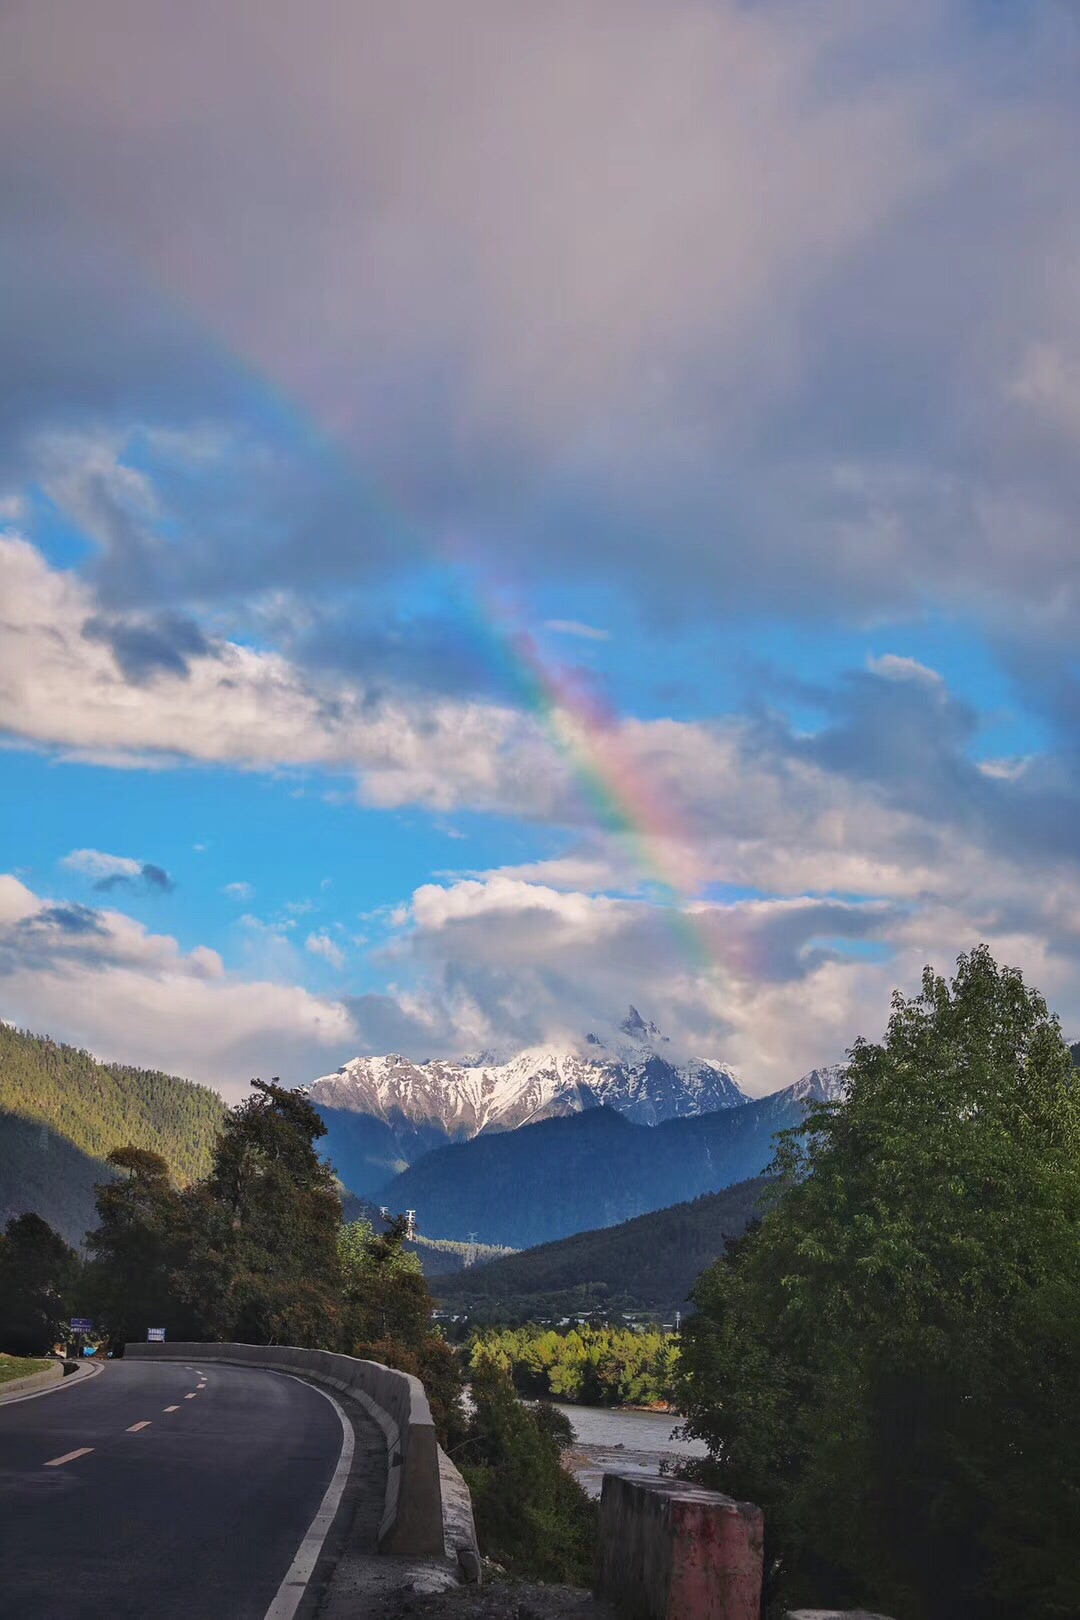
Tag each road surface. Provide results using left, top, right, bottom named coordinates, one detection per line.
left=0, top=1357, right=347, bottom=1620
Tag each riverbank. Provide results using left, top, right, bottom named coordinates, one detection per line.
left=551, top=1400, right=707, bottom=1499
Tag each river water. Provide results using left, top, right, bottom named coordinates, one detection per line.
left=553, top=1401, right=709, bottom=1498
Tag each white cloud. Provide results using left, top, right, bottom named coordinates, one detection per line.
left=305, top=931, right=345, bottom=970
left=0, top=874, right=356, bottom=1096
left=61, top=849, right=142, bottom=881
left=866, top=653, right=944, bottom=687
left=0, top=534, right=549, bottom=811
left=543, top=621, right=610, bottom=642
left=223, top=881, right=254, bottom=901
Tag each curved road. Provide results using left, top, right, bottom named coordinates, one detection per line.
left=0, top=1358, right=346, bottom=1620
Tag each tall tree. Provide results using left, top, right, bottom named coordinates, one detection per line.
left=85, top=1147, right=190, bottom=1347
left=178, top=1079, right=342, bottom=1347
left=0, top=1212, right=77, bottom=1355
left=677, top=947, right=1080, bottom=1620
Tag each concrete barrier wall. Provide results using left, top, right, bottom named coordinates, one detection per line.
left=126, top=1340, right=452, bottom=1559
left=595, top=1473, right=764, bottom=1620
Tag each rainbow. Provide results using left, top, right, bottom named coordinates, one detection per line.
left=94, top=268, right=724, bottom=987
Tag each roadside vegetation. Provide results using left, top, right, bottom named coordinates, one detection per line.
left=677, top=948, right=1080, bottom=1620
left=0, top=1353, right=54, bottom=1385
left=456, top=1354, right=596, bottom=1585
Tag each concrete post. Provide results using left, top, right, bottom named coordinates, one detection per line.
left=595, top=1473, right=764, bottom=1620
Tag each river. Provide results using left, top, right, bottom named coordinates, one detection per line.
left=553, top=1401, right=709, bottom=1498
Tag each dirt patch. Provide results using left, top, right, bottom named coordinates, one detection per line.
left=361, top=1569, right=621, bottom=1620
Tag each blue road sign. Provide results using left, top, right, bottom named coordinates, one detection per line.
left=70, top=1318, right=94, bottom=1333
left=147, top=1328, right=166, bottom=1342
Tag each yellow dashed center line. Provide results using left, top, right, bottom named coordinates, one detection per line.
left=44, top=1448, right=93, bottom=1467
left=126, top=1421, right=152, bottom=1432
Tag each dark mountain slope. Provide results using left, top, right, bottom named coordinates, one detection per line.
left=0, top=1112, right=122, bottom=1247
left=435, top=1176, right=765, bottom=1319
left=378, top=1083, right=810, bottom=1247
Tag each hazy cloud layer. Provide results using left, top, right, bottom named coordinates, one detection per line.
left=0, top=2, right=1077, bottom=642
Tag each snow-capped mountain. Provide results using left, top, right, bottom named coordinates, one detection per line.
left=305, top=1007, right=747, bottom=1138
left=785, top=1064, right=849, bottom=1105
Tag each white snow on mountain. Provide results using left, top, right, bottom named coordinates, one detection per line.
left=784, top=1064, right=850, bottom=1104
left=305, top=1006, right=749, bottom=1135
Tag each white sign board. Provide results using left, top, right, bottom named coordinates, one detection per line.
left=147, top=1327, right=166, bottom=1342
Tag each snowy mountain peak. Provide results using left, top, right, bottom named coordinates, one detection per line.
left=306, top=1013, right=748, bottom=1137
left=619, top=1005, right=665, bottom=1044
left=786, top=1063, right=849, bottom=1105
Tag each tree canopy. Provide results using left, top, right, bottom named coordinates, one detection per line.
left=677, top=946, right=1080, bottom=1620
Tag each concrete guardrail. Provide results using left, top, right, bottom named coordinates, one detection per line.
left=126, top=1340, right=477, bottom=1573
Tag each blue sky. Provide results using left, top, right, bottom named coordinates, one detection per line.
left=1, top=0, right=1078, bottom=1097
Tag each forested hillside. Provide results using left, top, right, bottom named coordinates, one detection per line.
left=437, top=1177, right=764, bottom=1320
left=0, top=1024, right=226, bottom=1243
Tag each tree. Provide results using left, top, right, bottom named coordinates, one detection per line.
left=339, top=1215, right=466, bottom=1446
left=84, top=1147, right=190, bottom=1348
left=177, top=1080, right=342, bottom=1347
left=0, top=1213, right=78, bottom=1355
left=677, top=947, right=1080, bottom=1620
left=339, top=1216, right=431, bottom=1348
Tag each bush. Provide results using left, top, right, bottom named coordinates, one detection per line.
left=458, top=1358, right=597, bottom=1584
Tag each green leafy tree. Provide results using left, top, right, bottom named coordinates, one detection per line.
left=458, top=1355, right=596, bottom=1583
left=177, top=1080, right=343, bottom=1347
left=339, top=1215, right=466, bottom=1446
left=677, top=947, right=1080, bottom=1620
left=84, top=1147, right=191, bottom=1348
left=0, top=1213, right=78, bottom=1355
left=339, top=1216, right=432, bottom=1347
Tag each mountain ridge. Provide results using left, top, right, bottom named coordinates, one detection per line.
left=305, top=1007, right=757, bottom=1196
left=374, top=1067, right=844, bottom=1248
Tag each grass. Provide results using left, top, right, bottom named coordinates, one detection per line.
left=0, top=1353, right=55, bottom=1385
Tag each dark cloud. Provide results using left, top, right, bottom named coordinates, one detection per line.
left=82, top=612, right=213, bottom=683
left=93, top=863, right=175, bottom=895
left=0, top=1, right=1076, bottom=647
left=22, top=903, right=107, bottom=937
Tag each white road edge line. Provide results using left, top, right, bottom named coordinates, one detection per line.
left=0, top=1360, right=104, bottom=1409
left=261, top=1374, right=354, bottom=1620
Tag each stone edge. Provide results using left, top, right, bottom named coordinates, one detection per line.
left=0, top=1360, right=64, bottom=1402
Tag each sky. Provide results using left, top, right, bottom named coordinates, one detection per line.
left=1, top=0, right=1079, bottom=1099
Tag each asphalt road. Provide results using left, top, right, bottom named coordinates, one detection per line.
left=0, top=1357, right=346, bottom=1620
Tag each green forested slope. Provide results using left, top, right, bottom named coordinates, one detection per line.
left=435, top=1176, right=764, bottom=1320
left=0, top=1024, right=226, bottom=1243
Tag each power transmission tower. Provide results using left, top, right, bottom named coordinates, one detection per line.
left=464, top=1231, right=479, bottom=1268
